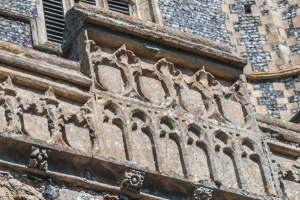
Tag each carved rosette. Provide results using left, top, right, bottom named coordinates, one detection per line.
left=28, top=146, right=51, bottom=170
left=121, top=169, right=145, bottom=192
left=192, top=187, right=213, bottom=200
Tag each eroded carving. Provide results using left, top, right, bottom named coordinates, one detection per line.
left=93, top=45, right=141, bottom=95
left=121, top=169, right=145, bottom=192
left=192, top=187, right=213, bottom=200
left=135, top=59, right=180, bottom=105
left=131, top=109, right=157, bottom=171
left=100, top=101, right=128, bottom=160
left=61, top=100, right=97, bottom=152
left=28, top=146, right=51, bottom=170
left=159, top=116, right=185, bottom=177
left=90, top=43, right=254, bottom=129
left=241, top=138, right=266, bottom=195
left=0, top=77, right=23, bottom=134
left=213, top=130, right=239, bottom=189
left=186, top=124, right=211, bottom=182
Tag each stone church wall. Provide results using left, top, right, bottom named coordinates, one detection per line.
left=158, top=0, right=232, bottom=45
left=0, top=0, right=37, bottom=49
left=0, top=16, right=32, bottom=48
left=0, top=0, right=37, bottom=17
left=159, top=0, right=300, bottom=120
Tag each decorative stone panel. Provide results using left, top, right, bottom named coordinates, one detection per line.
left=192, top=187, right=213, bottom=200
left=121, top=169, right=145, bottom=192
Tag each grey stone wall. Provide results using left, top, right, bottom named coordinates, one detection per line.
left=0, top=0, right=37, bottom=48
left=0, top=16, right=32, bottom=48
left=281, top=3, right=300, bottom=55
left=0, top=0, right=37, bottom=17
left=251, top=80, right=286, bottom=118
left=250, top=75, right=300, bottom=119
left=158, top=0, right=231, bottom=45
left=230, top=0, right=272, bottom=72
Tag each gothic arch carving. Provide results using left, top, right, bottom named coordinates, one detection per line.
left=99, top=100, right=129, bottom=160
left=240, top=138, right=267, bottom=195
left=134, top=58, right=181, bottom=105
left=158, top=116, right=187, bottom=177
left=186, top=123, right=212, bottom=182
left=93, top=45, right=141, bottom=95
left=61, top=100, right=98, bottom=153
left=130, top=109, right=158, bottom=171
left=177, top=69, right=226, bottom=121
left=213, top=130, right=240, bottom=189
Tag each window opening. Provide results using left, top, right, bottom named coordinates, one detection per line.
left=244, top=4, right=252, bottom=14
left=42, top=0, right=65, bottom=43
left=75, top=0, right=97, bottom=5
left=107, top=0, right=131, bottom=15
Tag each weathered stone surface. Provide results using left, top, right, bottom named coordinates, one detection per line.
left=0, top=2, right=300, bottom=199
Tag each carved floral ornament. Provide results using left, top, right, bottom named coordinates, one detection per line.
left=121, top=169, right=145, bottom=192
left=0, top=77, right=97, bottom=153
left=192, top=187, right=213, bottom=200
left=90, top=42, right=254, bottom=128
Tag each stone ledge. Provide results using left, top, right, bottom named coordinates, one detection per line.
left=0, top=41, right=92, bottom=89
left=0, top=133, right=268, bottom=200
left=63, top=4, right=247, bottom=70
left=246, top=66, right=300, bottom=80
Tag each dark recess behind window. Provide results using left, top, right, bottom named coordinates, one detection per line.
left=75, top=0, right=96, bottom=5
left=43, top=0, right=65, bottom=43
left=108, top=0, right=131, bottom=15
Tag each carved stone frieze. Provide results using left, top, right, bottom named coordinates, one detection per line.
left=0, top=77, right=22, bottom=134
left=121, top=169, right=145, bottom=192
left=0, top=78, right=97, bottom=153
left=28, top=146, right=51, bottom=170
left=88, top=43, right=256, bottom=130
left=192, top=187, right=213, bottom=200
left=93, top=44, right=141, bottom=96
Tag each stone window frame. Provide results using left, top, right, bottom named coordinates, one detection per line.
left=34, top=0, right=163, bottom=54
left=0, top=9, right=40, bottom=49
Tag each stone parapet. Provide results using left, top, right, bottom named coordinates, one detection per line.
left=0, top=3, right=299, bottom=199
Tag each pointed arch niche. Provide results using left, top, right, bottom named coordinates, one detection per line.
left=214, top=130, right=240, bottom=189
left=241, top=139, right=266, bottom=195
left=186, top=124, right=211, bottom=182
left=158, top=116, right=186, bottom=177
left=100, top=101, right=128, bottom=160
left=130, top=109, right=157, bottom=171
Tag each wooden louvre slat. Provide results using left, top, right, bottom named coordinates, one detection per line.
left=108, top=0, right=131, bottom=15
left=43, top=0, right=65, bottom=43
left=75, top=0, right=96, bottom=5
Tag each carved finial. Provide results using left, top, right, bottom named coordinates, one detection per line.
left=121, top=169, right=145, bottom=192
left=192, top=187, right=213, bottom=200
left=120, top=44, right=127, bottom=50
left=294, top=157, right=300, bottom=169
left=41, top=87, right=59, bottom=105
left=44, top=87, right=56, bottom=98
left=3, top=77, right=13, bottom=88
left=0, top=77, right=16, bottom=96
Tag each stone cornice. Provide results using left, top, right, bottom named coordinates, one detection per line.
left=245, top=66, right=300, bottom=80
left=0, top=41, right=91, bottom=88
left=62, top=4, right=247, bottom=81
